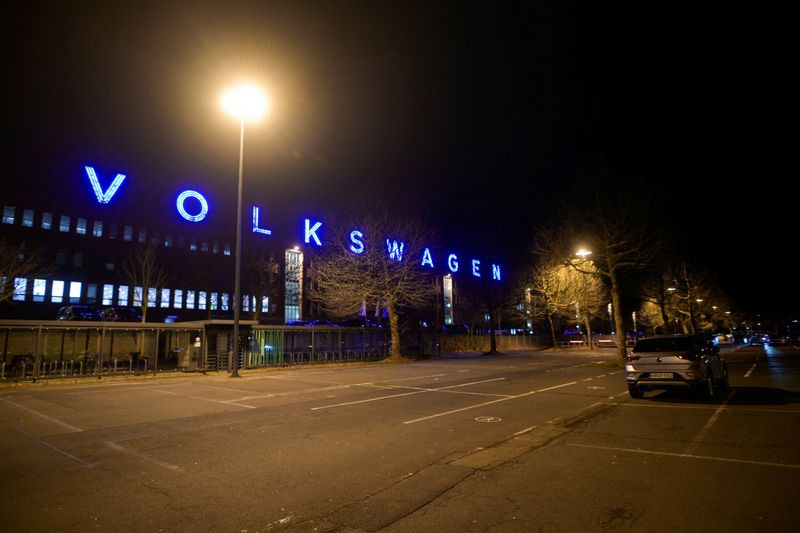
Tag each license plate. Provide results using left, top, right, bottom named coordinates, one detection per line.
left=650, top=372, right=673, bottom=379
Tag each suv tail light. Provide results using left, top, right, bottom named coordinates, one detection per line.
left=677, top=353, right=699, bottom=361
left=627, top=354, right=641, bottom=362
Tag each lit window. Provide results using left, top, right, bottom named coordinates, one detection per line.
left=86, top=283, right=98, bottom=304
left=124, top=225, right=133, bottom=241
left=76, top=218, right=87, bottom=235
left=212, top=242, right=220, bottom=254
left=41, top=212, right=53, bottom=230
left=33, top=279, right=46, bottom=302
left=69, top=282, right=81, bottom=303
left=59, top=215, right=71, bottom=232
left=190, top=237, right=198, bottom=252
left=261, top=296, right=269, bottom=313
left=160, top=288, right=170, bottom=308
left=138, top=229, right=147, bottom=244
left=199, top=291, right=207, bottom=310
left=210, top=292, right=218, bottom=311
left=186, top=290, right=195, bottom=309
left=147, top=288, right=157, bottom=307
left=243, top=295, right=250, bottom=312
left=102, top=284, right=114, bottom=306
left=224, top=244, right=231, bottom=256
left=22, top=210, right=34, bottom=228
left=92, top=220, right=103, bottom=237
left=221, top=293, right=229, bottom=311
left=118, top=285, right=129, bottom=306
left=174, top=289, right=183, bottom=309
left=13, top=278, right=27, bottom=301
left=51, top=280, right=65, bottom=303
left=105, top=256, right=115, bottom=271
left=201, top=240, right=209, bottom=253
left=133, top=286, right=143, bottom=306
left=164, top=234, right=173, bottom=248
left=2, top=206, right=14, bottom=224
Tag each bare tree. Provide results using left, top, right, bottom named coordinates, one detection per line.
left=0, top=239, right=50, bottom=304
left=564, top=170, right=664, bottom=361
left=243, top=252, right=280, bottom=321
left=528, top=260, right=573, bottom=348
left=121, top=244, right=168, bottom=323
left=309, top=212, right=438, bottom=360
left=566, top=261, right=606, bottom=347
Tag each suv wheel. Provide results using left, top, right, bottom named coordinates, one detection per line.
left=628, top=384, right=644, bottom=399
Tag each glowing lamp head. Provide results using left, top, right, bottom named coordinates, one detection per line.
left=221, top=83, right=270, bottom=121
left=575, top=249, right=592, bottom=258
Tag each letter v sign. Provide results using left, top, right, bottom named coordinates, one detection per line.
left=85, top=166, right=126, bottom=204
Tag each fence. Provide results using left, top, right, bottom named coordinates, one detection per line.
left=0, top=321, right=203, bottom=381
left=1, top=320, right=560, bottom=382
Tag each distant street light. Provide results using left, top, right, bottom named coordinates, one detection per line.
left=575, top=249, right=592, bottom=258
left=221, top=82, right=270, bottom=377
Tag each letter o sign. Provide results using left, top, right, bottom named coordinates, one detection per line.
left=176, top=190, right=209, bottom=222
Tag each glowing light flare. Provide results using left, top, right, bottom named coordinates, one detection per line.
left=220, top=83, right=270, bottom=121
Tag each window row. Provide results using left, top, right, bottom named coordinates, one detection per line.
left=1, top=277, right=269, bottom=313
left=2, top=206, right=231, bottom=255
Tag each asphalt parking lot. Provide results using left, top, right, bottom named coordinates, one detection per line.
left=1, top=344, right=798, bottom=532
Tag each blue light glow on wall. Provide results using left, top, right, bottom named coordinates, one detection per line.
left=386, top=239, right=405, bottom=262
left=448, top=254, right=459, bottom=273
left=176, top=190, right=209, bottom=222
left=85, top=166, right=125, bottom=204
left=251, top=206, right=272, bottom=235
left=305, top=218, right=322, bottom=246
left=349, top=230, right=365, bottom=254
left=421, top=248, right=434, bottom=268
left=472, top=259, right=481, bottom=277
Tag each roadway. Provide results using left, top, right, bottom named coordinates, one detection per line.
left=0, top=344, right=798, bottom=532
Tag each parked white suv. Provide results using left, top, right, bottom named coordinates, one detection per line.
left=626, top=334, right=729, bottom=399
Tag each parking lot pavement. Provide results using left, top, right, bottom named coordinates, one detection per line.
left=1, top=346, right=799, bottom=532
left=381, top=345, right=800, bottom=532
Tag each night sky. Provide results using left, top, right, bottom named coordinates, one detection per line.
left=6, top=1, right=796, bottom=318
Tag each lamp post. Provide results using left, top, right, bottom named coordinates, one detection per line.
left=221, top=83, right=269, bottom=377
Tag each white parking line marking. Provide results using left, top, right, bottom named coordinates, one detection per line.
left=744, top=363, right=757, bottom=378
left=1, top=397, right=82, bottom=433
left=568, top=443, right=800, bottom=470
left=311, top=378, right=510, bottom=410
left=403, top=381, right=578, bottom=425
left=684, top=390, right=736, bottom=455
left=155, top=389, right=255, bottom=409
left=311, top=390, right=428, bottom=410
left=14, top=427, right=94, bottom=468
left=106, top=441, right=184, bottom=472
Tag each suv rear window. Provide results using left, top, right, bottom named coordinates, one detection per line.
left=633, top=337, right=694, bottom=352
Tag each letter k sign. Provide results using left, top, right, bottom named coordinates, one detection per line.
left=85, top=166, right=126, bottom=204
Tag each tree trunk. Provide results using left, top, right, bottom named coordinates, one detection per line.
left=387, top=301, right=402, bottom=360
left=610, top=271, right=627, bottom=362
left=583, top=316, right=593, bottom=349
left=547, top=312, right=557, bottom=348
left=485, top=306, right=499, bottom=355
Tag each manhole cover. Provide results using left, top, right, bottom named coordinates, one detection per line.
left=474, top=416, right=502, bottom=423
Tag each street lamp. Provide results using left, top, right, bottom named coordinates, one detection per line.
left=221, top=82, right=270, bottom=377
left=575, top=249, right=592, bottom=258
